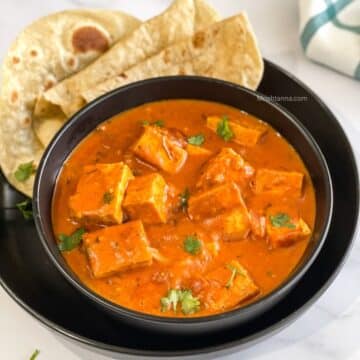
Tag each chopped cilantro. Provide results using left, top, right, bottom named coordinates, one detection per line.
left=216, top=116, right=234, bottom=142
left=181, top=291, right=201, bottom=315
left=16, top=199, right=33, bottom=220
left=269, top=213, right=296, bottom=229
left=183, top=235, right=202, bottom=255
left=225, top=263, right=245, bottom=288
left=153, top=120, right=164, bottom=127
left=160, top=289, right=200, bottom=315
left=14, top=161, right=36, bottom=182
left=30, top=349, right=40, bottom=360
left=160, top=289, right=180, bottom=312
left=187, top=133, right=205, bottom=146
left=58, top=228, right=85, bottom=252
left=141, top=120, right=164, bottom=127
left=179, top=188, right=190, bottom=211
left=103, top=191, right=114, bottom=204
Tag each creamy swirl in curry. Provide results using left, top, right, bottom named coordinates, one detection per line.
left=52, top=99, right=316, bottom=317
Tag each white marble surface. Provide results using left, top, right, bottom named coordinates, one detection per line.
left=1, top=0, right=359, bottom=359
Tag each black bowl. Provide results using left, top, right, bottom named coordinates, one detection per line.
left=33, top=76, right=333, bottom=336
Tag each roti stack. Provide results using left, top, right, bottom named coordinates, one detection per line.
left=34, top=0, right=220, bottom=140
left=0, top=9, right=140, bottom=196
left=0, top=0, right=264, bottom=198
left=83, top=14, right=263, bottom=103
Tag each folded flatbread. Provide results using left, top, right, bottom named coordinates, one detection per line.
left=0, top=9, right=140, bottom=196
left=34, top=0, right=219, bottom=122
left=84, top=13, right=264, bottom=103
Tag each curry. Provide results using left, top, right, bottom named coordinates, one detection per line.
left=52, top=99, right=316, bottom=317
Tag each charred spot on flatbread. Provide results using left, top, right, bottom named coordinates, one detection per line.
left=72, top=26, right=109, bottom=53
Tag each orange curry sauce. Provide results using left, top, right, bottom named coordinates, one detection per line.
left=52, top=100, right=316, bottom=317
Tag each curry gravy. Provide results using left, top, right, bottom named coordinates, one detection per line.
left=52, top=100, right=316, bottom=317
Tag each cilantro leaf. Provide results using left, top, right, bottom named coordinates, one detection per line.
left=216, top=116, right=234, bottom=142
left=14, top=161, right=36, bottom=182
left=187, top=134, right=205, bottom=146
left=183, top=235, right=202, bottom=255
left=103, top=191, right=114, bottom=204
left=16, top=199, right=33, bottom=220
left=225, top=263, right=245, bottom=288
left=153, top=120, right=164, bottom=127
left=30, top=349, right=40, bottom=360
left=160, top=289, right=181, bottom=312
left=180, top=290, right=201, bottom=315
left=160, top=289, right=200, bottom=315
left=58, top=228, right=85, bottom=252
left=179, top=188, right=190, bottom=211
left=269, top=213, right=296, bottom=229
left=141, top=120, right=164, bottom=127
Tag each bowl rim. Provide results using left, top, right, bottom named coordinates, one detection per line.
left=33, top=75, right=333, bottom=325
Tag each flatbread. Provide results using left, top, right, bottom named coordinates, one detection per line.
left=84, top=13, right=264, bottom=103
left=34, top=0, right=220, bottom=119
left=194, top=0, right=221, bottom=29
left=0, top=9, right=140, bottom=197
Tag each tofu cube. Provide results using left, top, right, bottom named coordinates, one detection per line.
left=267, top=214, right=311, bottom=248
left=202, top=261, right=259, bottom=311
left=123, top=173, right=168, bottom=224
left=83, top=220, right=153, bottom=278
left=186, top=144, right=212, bottom=159
left=196, top=147, right=254, bottom=190
left=69, top=162, right=133, bottom=225
left=188, top=182, right=244, bottom=220
left=255, top=169, right=304, bottom=197
left=206, top=206, right=250, bottom=241
left=207, top=116, right=265, bottom=147
left=132, top=126, right=187, bottom=174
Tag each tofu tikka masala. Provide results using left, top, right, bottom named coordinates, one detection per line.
left=52, top=100, right=316, bottom=317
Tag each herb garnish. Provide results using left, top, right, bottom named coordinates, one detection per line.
left=142, top=120, right=164, bottom=127
left=58, top=228, right=85, bottom=252
left=183, top=235, right=202, bottom=255
left=187, top=133, right=205, bottom=146
left=16, top=199, right=33, bottom=220
left=103, top=191, right=114, bottom=204
left=181, top=291, right=201, bottom=315
left=160, top=289, right=200, bottom=315
left=153, top=120, right=165, bottom=127
left=216, top=116, right=234, bottom=142
left=269, top=213, right=296, bottom=229
left=14, top=161, right=36, bottom=182
left=30, top=349, right=40, bottom=360
left=225, top=263, right=245, bottom=288
left=179, top=188, right=190, bottom=211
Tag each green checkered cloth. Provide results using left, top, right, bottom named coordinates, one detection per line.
left=299, top=0, right=360, bottom=79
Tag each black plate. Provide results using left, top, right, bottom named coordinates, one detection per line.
left=0, top=60, right=358, bottom=358
left=34, top=75, right=333, bottom=336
